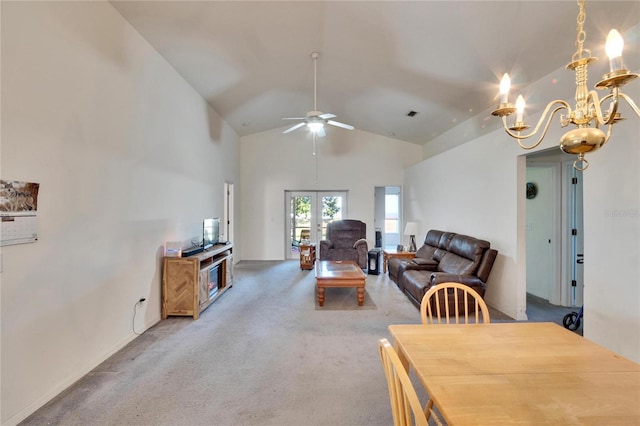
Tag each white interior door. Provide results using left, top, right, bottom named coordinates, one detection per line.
left=285, top=191, right=347, bottom=259
left=223, top=182, right=234, bottom=244
left=526, top=165, right=561, bottom=303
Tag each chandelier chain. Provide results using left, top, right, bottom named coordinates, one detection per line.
left=573, top=0, right=589, bottom=61
left=575, top=63, right=589, bottom=123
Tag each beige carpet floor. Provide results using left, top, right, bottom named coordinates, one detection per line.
left=22, top=260, right=571, bottom=426
left=22, top=261, right=430, bottom=426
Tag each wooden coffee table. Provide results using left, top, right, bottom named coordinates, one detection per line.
left=315, top=260, right=366, bottom=306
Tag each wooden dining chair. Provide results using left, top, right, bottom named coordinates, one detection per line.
left=378, top=338, right=443, bottom=426
left=420, top=282, right=490, bottom=325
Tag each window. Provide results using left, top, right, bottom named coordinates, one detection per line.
left=385, top=194, right=399, bottom=233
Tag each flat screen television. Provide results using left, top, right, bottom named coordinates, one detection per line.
left=203, top=218, right=219, bottom=250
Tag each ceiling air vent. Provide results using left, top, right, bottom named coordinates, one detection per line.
left=406, top=110, right=419, bottom=117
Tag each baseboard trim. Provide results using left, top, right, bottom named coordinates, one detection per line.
left=3, top=318, right=161, bottom=426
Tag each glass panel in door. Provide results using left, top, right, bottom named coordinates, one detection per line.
left=285, top=191, right=347, bottom=259
left=288, top=193, right=312, bottom=259
left=318, top=192, right=346, bottom=241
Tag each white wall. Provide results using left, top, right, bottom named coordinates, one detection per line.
left=406, top=41, right=640, bottom=361
left=583, top=116, right=640, bottom=361
left=240, top=128, right=422, bottom=260
left=0, top=2, right=240, bottom=424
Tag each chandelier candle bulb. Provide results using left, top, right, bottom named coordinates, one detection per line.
left=605, top=29, right=624, bottom=72
left=500, top=73, right=511, bottom=104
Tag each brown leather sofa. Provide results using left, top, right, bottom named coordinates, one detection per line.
left=319, top=219, right=368, bottom=269
left=388, top=229, right=498, bottom=308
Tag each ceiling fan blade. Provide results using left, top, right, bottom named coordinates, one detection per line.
left=282, top=117, right=306, bottom=120
left=318, top=113, right=336, bottom=120
left=283, top=122, right=307, bottom=134
left=327, top=120, right=355, bottom=131
left=316, top=127, right=326, bottom=138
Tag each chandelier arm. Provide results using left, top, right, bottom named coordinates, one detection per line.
left=594, top=90, right=640, bottom=126
left=600, top=119, right=614, bottom=145
left=502, top=102, right=569, bottom=149
left=595, top=91, right=615, bottom=126
left=587, top=89, right=615, bottom=126
left=618, top=92, right=640, bottom=118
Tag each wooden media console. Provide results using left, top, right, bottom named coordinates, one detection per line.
left=162, top=243, right=233, bottom=319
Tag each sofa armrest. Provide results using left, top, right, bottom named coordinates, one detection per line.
left=429, top=272, right=487, bottom=297
left=319, top=239, right=333, bottom=260
left=412, top=258, right=438, bottom=267
left=353, top=238, right=368, bottom=250
left=390, top=259, right=438, bottom=289
left=354, top=238, right=369, bottom=269
left=400, top=261, right=437, bottom=274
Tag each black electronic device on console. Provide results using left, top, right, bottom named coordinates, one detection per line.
left=182, top=246, right=204, bottom=257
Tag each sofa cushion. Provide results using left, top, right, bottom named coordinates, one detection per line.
left=403, top=270, right=430, bottom=308
left=437, top=235, right=489, bottom=275
left=322, top=248, right=359, bottom=264
left=333, top=231, right=362, bottom=249
left=438, top=232, right=455, bottom=250
left=412, top=258, right=438, bottom=267
left=326, top=220, right=366, bottom=249
left=414, top=229, right=442, bottom=260
left=433, top=248, right=448, bottom=262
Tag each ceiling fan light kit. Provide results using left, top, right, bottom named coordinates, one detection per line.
left=492, top=0, right=639, bottom=171
left=282, top=52, right=354, bottom=138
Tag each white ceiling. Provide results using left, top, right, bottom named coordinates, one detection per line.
left=110, top=1, right=640, bottom=145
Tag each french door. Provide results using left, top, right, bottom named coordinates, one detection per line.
left=285, top=191, right=347, bottom=259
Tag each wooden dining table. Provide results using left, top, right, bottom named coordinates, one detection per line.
left=388, top=322, right=640, bottom=425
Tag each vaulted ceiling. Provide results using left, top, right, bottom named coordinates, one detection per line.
left=110, top=1, right=640, bottom=145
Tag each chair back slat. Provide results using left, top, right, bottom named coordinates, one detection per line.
left=379, top=339, right=433, bottom=426
left=420, top=282, right=491, bottom=325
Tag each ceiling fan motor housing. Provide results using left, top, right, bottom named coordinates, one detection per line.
left=281, top=52, right=354, bottom=136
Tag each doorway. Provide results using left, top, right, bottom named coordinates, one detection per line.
left=374, top=186, right=402, bottom=249
left=285, top=191, right=348, bottom=259
left=526, top=149, right=584, bottom=310
left=223, top=182, right=234, bottom=244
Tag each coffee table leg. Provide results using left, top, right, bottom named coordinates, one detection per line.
left=317, top=286, right=325, bottom=306
left=357, top=286, right=364, bottom=306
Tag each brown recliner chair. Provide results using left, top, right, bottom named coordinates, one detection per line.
left=319, top=220, right=368, bottom=269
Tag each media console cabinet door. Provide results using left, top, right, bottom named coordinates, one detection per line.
left=227, top=255, right=233, bottom=286
left=162, top=258, right=199, bottom=319
left=199, top=269, right=210, bottom=309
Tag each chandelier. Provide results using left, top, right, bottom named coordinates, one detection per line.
left=492, top=0, right=639, bottom=170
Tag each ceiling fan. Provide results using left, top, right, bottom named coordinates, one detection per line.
left=282, top=52, right=354, bottom=138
